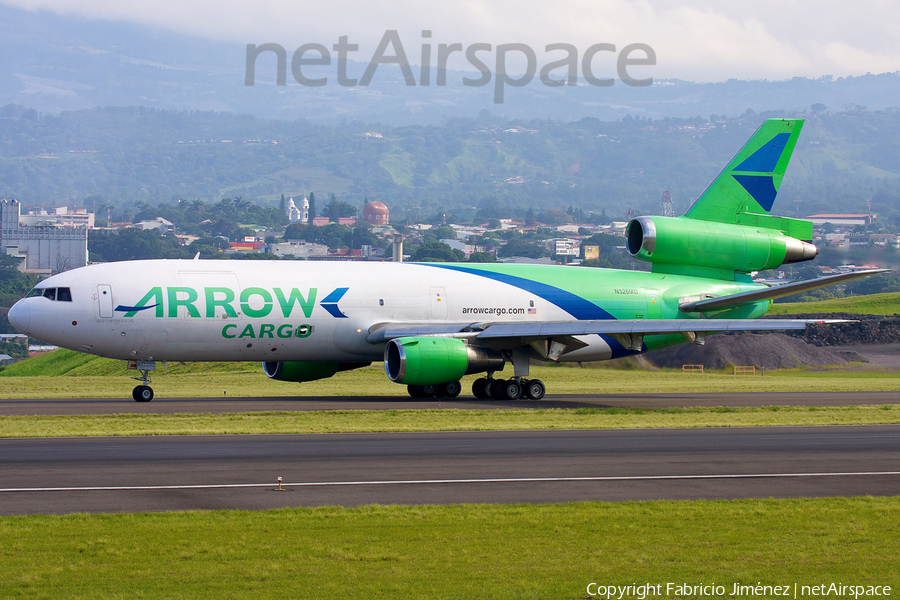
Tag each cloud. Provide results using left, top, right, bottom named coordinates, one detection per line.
left=2, top=0, right=898, bottom=81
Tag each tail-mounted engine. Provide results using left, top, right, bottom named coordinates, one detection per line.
left=625, top=216, right=817, bottom=274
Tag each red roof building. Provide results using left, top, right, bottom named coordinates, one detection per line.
left=363, top=201, right=389, bottom=225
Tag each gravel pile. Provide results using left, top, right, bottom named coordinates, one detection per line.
left=645, top=332, right=866, bottom=370
left=770, top=313, right=900, bottom=346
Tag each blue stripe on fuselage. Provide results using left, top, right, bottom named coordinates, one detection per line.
left=424, top=264, right=615, bottom=321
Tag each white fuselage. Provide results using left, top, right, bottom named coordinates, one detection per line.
left=8, top=259, right=631, bottom=364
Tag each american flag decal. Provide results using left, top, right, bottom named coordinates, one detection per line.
left=527, top=308, right=537, bottom=314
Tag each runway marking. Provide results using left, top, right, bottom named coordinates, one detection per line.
left=1, top=471, right=898, bottom=493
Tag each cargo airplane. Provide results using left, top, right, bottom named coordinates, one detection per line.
left=7, top=119, right=882, bottom=401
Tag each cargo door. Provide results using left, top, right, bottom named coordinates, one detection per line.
left=97, top=284, right=113, bottom=318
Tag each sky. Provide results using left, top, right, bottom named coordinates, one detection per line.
left=2, top=0, right=899, bottom=81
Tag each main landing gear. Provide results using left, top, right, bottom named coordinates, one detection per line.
left=472, top=377, right=545, bottom=400
left=131, top=368, right=154, bottom=402
left=407, top=381, right=462, bottom=398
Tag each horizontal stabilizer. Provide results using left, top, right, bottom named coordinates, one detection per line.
left=679, top=269, right=890, bottom=313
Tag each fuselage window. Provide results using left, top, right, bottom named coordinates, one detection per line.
left=56, top=288, right=72, bottom=302
left=42, top=288, right=56, bottom=301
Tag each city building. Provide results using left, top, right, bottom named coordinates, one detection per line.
left=806, top=214, right=876, bottom=227
left=286, top=196, right=309, bottom=223
left=20, top=206, right=95, bottom=229
left=134, top=218, right=174, bottom=234
left=267, top=241, right=329, bottom=258
left=362, top=201, right=389, bottom=225
left=0, top=199, right=88, bottom=274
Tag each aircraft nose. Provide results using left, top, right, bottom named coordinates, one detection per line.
left=7, top=301, right=30, bottom=334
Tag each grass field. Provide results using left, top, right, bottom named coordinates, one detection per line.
left=2, top=350, right=900, bottom=399
left=2, top=405, right=899, bottom=438
left=768, top=292, right=900, bottom=315
left=0, top=498, right=896, bottom=599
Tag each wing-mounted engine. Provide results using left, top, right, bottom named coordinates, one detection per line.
left=384, top=337, right=504, bottom=385
left=262, top=361, right=371, bottom=382
left=625, top=216, right=817, bottom=277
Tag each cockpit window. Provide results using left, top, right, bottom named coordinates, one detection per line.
left=26, top=287, right=72, bottom=301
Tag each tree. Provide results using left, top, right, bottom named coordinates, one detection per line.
left=431, top=226, right=458, bottom=241
left=499, top=239, right=549, bottom=259
left=53, top=254, right=71, bottom=275
left=536, top=209, right=569, bottom=226
left=279, top=193, right=286, bottom=217
left=0, top=254, right=39, bottom=309
left=327, top=197, right=342, bottom=223
left=582, top=233, right=620, bottom=253
left=88, top=228, right=189, bottom=262
left=525, top=207, right=536, bottom=226
left=410, top=242, right=464, bottom=262
left=187, top=237, right=229, bottom=259
left=844, top=273, right=900, bottom=295
left=468, top=252, right=497, bottom=263
left=307, top=192, right=317, bottom=224
left=283, top=223, right=308, bottom=240
left=476, top=197, right=511, bottom=220
left=323, top=197, right=358, bottom=222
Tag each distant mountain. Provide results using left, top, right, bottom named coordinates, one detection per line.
left=0, top=104, right=898, bottom=231
left=1, top=5, right=899, bottom=125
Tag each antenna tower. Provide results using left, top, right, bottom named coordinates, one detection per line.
left=660, top=190, right=674, bottom=217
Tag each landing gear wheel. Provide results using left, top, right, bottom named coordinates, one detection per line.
left=503, top=380, right=523, bottom=400
left=132, top=385, right=154, bottom=402
left=472, top=378, right=491, bottom=399
left=492, top=379, right=522, bottom=400
left=438, top=381, right=462, bottom=398
left=524, top=379, right=546, bottom=400
left=407, top=385, right=423, bottom=398
left=420, top=384, right=438, bottom=397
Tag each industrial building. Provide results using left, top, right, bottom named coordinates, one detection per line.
left=0, top=199, right=88, bottom=274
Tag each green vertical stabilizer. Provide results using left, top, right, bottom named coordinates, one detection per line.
left=685, top=119, right=804, bottom=230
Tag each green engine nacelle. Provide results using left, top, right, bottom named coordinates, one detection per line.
left=626, top=216, right=817, bottom=274
left=384, top=337, right=505, bottom=386
left=262, top=361, right=371, bottom=382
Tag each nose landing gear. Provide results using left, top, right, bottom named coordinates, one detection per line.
left=132, top=384, right=154, bottom=402
left=129, top=363, right=155, bottom=402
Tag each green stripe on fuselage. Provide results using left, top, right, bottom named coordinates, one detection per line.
left=428, top=263, right=770, bottom=321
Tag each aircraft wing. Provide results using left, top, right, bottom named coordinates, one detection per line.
left=679, top=269, right=890, bottom=312
left=367, top=318, right=852, bottom=346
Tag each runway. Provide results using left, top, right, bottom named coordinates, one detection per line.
left=1, top=425, right=898, bottom=515
left=1, top=390, right=898, bottom=415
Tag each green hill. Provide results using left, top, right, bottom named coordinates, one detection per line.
left=0, top=350, right=260, bottom=377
